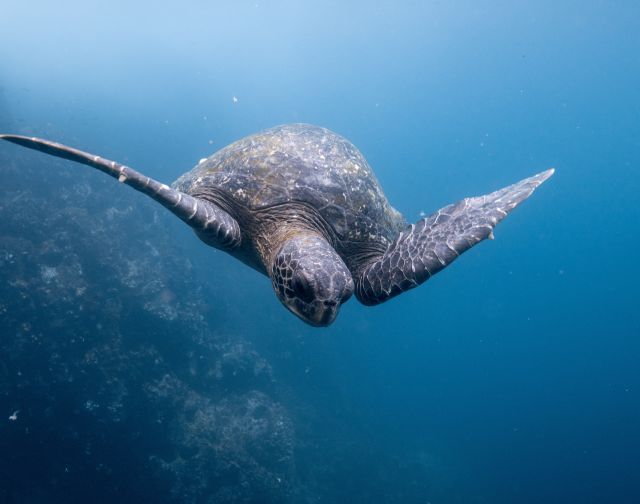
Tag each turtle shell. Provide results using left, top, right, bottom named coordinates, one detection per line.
left=172, top=124, right=405, bottom=246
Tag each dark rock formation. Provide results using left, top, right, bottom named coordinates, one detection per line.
left=0, top=149, right=295, bottom=503
left=0, top=138, right=445, bottom=504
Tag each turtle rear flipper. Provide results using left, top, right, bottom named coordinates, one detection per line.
left=0, top=134, right=241, bottom=250
left=355, top=169, right=554, bottom=305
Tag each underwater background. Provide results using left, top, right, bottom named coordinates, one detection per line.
left=1, top=1, right=639, bottom=502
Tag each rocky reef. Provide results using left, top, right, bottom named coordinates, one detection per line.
left=0, top=148, right=295, bottom=503
left=0, top=141, right=444, bottom=503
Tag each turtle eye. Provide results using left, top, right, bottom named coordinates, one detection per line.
left=291, top=272, right=314, bottom=303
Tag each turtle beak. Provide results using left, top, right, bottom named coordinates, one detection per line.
left=289, top=299, right=340, bottom=327
left=312, top=301, right=340, bottom=327
left=305, top=281, right=353, bottom=327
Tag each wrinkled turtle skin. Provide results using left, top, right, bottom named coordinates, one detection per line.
left=173, top=124, right=406, bottom=258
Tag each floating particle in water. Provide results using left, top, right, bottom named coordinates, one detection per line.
left=84, top=400, right=99, bottom=412
left=9, top=410, right=19, bottom=421
left=41, top=265, right=58, bottom=282
left=232, top=96, right=238, bottom=104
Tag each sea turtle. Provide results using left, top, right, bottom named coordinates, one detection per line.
left=0, top=124, right=553, bottom=326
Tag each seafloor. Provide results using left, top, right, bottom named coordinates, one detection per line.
left=0, top=148, right=439, bottom=503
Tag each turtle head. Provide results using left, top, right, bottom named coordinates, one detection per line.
left=271, top=234, right=354, bottom=327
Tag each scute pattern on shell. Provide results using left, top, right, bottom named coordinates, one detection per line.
left=172, top=124, right=405, bottom=245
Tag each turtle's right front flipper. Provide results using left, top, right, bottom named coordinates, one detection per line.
left=0, top=134, right=241, bottom=250
left=355, top=169, right=554, bottom=305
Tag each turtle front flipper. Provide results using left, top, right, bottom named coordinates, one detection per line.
left=0, top=134, right=241, bottom=250
left=355, top=169, right=554, bottom=306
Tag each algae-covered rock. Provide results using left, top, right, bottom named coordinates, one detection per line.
left=0, top=149, right=294, bottom=503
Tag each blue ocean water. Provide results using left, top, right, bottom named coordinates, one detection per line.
left=1, top=1, right=639, bottom=502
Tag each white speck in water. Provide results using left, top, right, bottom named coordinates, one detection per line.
left=232, top=96, right=238, bottom=104
left=9, top=410, right=19, bottom=421
left=84, top=400, right=99, bottom=412
left=41, top=266, right=58, bottom=282
left=199, top=158, right=207, bottom=164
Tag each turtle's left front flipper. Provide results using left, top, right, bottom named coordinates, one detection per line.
left=0, top=134, right=241, bottom=249
left=355, top=169, right=554, bottom=305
